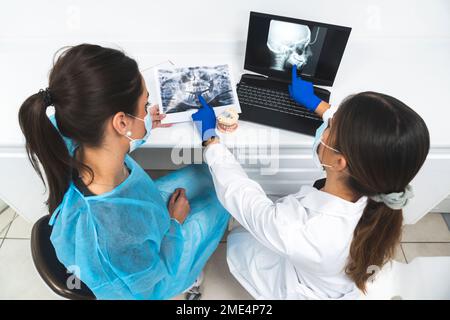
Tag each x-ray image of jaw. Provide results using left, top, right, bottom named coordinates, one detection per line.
left=266, top=20, right=316, bottom=72
left=158, top=65, right=235, bottom=114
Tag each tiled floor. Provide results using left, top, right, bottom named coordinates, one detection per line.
left=1, top=203, right=449, bottom=299
left=0, top=208, right=62, bottom=299
left=401, top=213, right=450, bottom=262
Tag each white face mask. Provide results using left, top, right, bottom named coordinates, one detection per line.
left=125, top=107, right=152, bottom=153
left=312, top=109, right=340, bottom=170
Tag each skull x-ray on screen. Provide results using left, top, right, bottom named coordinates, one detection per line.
left=266, top=20, right=326, bottom=75
left=244, top=12, right=351, bottom=86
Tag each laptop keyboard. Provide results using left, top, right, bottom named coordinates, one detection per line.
left=237, top=83, right=322, bottom=120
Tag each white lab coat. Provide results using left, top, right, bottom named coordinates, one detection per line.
left=204, top=143, right=368, bottom=300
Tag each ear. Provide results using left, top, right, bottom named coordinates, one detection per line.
left=111, top=112, right=129, bottom=136
left=334, top=154, right=348, bottom=172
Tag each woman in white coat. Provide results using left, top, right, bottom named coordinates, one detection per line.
left=191, top=65, right=430, bottom=299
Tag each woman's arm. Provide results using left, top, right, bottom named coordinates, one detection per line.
left=315, top=101, right=331, bottom=118
left=203, top=140, right=306, bottom=256
left=192, top=97, right=309, bottom=256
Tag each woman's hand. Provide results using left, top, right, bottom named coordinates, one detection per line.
left=149, top=104, right=172, bottom=129
left=191, top=95, right=218, bottom=142
left=168, top=188, right=190, bottom=224
left=288, top=65, right=322, bottom=112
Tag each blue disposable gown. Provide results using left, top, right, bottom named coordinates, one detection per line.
left=49, top=156, right=230, bottom=299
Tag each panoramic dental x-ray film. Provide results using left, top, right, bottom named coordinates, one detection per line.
left=155, top=64, right=241, bottom=124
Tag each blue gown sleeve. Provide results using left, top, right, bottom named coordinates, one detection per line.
left=160, top=218, right=184, bottom=276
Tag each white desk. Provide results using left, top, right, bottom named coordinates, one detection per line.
left=1, top=0, right=450, bottom=224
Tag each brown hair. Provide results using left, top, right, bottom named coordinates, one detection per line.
left=331, top=92, right=429, bottom=292
left=18, top=44, right=143, bottom=214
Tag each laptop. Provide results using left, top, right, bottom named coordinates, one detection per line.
left=237, top=12, right=351, bottom=136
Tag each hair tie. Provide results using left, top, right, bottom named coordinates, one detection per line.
left=39, top=88, right=53, bottom=106
left=370, top=185, right=414, bottom=210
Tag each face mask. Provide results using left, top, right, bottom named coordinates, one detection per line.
left=312, top=109, right=340, bottom=170
left=125, top=107, right=152, bottom=153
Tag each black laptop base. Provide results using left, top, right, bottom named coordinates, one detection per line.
left=236, top=73, right=330, bottom=136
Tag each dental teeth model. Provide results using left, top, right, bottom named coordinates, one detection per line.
left=217, top=108, right=239, bottom=133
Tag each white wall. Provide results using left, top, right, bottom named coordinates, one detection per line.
left=1, top=0, right=449, bottom=41
left=1, top=0, right=449, bottom=148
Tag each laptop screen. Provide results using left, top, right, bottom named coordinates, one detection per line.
left=244, top=12, right=351, bottom=87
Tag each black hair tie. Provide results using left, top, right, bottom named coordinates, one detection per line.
left=39, top=88, right=53, bottom=106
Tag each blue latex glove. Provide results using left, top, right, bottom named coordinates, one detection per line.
left=288, top=64, right=322, bottom=112
left=191, top=95, right=217, bottom=142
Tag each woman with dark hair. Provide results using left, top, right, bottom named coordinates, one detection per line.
left=18, top=44, right=229, bottom=299
left=192, top=65, right=430, bottom=299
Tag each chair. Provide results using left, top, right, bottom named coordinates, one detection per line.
left=30, top=215, right=96, bottom=300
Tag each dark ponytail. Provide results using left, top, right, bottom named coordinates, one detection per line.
left=330, top=92, right=430, bottom=292
left=18, top=91, right=72, bottom=214
left=345, top=198, right=403, bottom=293
left=18, top=44, right=143, bottom=214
